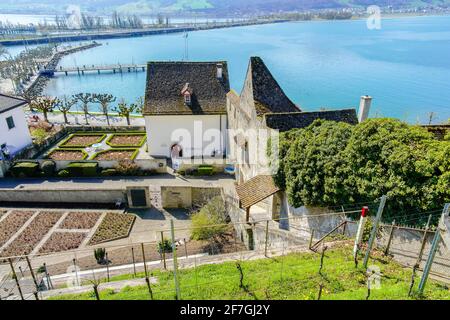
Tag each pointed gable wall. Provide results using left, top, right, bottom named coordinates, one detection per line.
left=244, top=57, right=300, bottom=116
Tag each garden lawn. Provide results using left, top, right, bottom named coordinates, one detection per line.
left=49, top=244, right=450, bottom=300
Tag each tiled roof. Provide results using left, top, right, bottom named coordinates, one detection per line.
left=143, top=61, right=230, bottom=115
left=246, top=57, right=300, bottom=115
left=0, top=94, right=27, bottom=114
left=263, top=109, right=358, bottom=132
left=235, top=175, right=281, bottom=209
left=421, top=124, right=450, bottom=140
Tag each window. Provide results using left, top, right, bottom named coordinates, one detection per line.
left=184, top=93, right=191, bottom=105
left=6, top=116, right=15, bottom=130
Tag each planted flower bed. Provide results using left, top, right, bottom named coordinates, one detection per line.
left=0, top=211, right=35, bottom=248
left=39, top=232, right=87, bottom=254
left=90, top=149, right=139, bottom=161
left=59, top=133, right=106, bottom=148
left=47, top=149, right=88, bottom=161
left=106, top=133, right=147, bottom=148
left=0, top=211, right=64, bottom=257
left=89, top=212, right=135, bottom=245
left=59, top=211, right=102, bottom=229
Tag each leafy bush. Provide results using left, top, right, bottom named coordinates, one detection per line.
left=196, top=165, right=214, bottom=176
left=157, top=238, right=173, bottom=254
left=41, top=160, right=56, bottom=176
left=191, top=196, right=227, bottom=241
left=100, top=168, right=117, bottom=176
left=67, top=162, right=99, bottom=177
left=31, top=128, right=48, bottom=144
left=271, top=119, right=450, bottom=221
left=10, top=161, right=40, bottom=178
left=114, top=160, right=140, bottom=176
left=94, top=248, right=106, bottom=264
left=57, top=169, right=70, bottom=177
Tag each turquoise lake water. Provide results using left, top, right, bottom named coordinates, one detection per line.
left=39, top=16, right=450, bottom=123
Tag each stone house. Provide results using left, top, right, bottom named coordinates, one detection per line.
left=227, top=57, right=359, bottom=226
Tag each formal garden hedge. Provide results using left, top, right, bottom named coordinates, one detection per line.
left=59, top=133, right=107, bottom=148
left=106, top=132, right=147, bottom=148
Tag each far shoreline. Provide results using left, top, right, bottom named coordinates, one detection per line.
left=1, top=12, right=449, bottom=47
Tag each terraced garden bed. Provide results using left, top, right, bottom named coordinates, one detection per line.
left=106, top=133, right=146, bottom=148
left=39, top=232, right=87, bottom=254
left=89, top=212, right=135, bottom=245
left=47, top=149, right=88, bottom=161
left=0, top=211, right=64, bottom=257
left=0, top=211, right=35, bottom=248
left=60, top=134, right=106, bottom=148
left=59, top=212, right=102, bottom=229
left=91, top=149, right=138, bottom=161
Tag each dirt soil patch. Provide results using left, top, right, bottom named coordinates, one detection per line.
left=109, top=135, right=145, bottom=147
left=0, top=211, right=64, bottom=257
left=61, top=135, right=104, bottom=147
left=93, top=150, right=136, bottom=161
left=48, top=150, right=86, bottom=161
left=59, top=212, right=102, bottom=230
left=39, top=232, right=87, bottom=254
left=0, top=211, right=35, bottom=248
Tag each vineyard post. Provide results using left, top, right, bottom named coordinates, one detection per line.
left=384, top=220, right=396, bottom=255
left=170, top=219, right=180, bottom=300
left=417, top=203, right=450, bottom=295
left=8, top=258, right=24, bottom=300
left=160, top=231, right=166, bottom=269
left=363, top=195, right=387, bottom=269
left=408, top=215, right=432, bottom=296
left=26, top=256, right=39, bottom=292
left=131, top=247, right=136, bottom=277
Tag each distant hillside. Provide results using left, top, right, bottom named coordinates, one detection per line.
left=1, top=0, right=450, bottom=16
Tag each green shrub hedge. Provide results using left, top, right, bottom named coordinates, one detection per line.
left=105, top=132, right=147, bottom=148
left=66, top=162, right=99, bottom=177
left=10, top=161, right=40, bottom=178
left=197, top=165, right=214, bottom=176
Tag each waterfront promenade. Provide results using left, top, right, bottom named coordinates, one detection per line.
left=0, top=19, right=287, bottom=47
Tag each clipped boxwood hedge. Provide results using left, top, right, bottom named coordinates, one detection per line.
left=105, top=132, right=147, bottom=148
left=197, top=165, right=214, bottom=176
left=66, top=162, right=99, bottom=177
left=59, top=133, right=107, bottom=148
left=10, top=161, right=40, bottom=178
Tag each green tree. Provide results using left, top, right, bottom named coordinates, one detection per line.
left=92, top=93, right=116, bottom=126
left=73, top=93, right=93, bottom=125
left=283, top=120, right=354, bottom=207
left=191, top=197, right=227, bottom=241
left=112, top=98, right=142, bottom=126
left=29, top=96, right=59, bottom=122
left=274, top=118, right=450, bottom=223
left=58, top=95, right=76, bottom=124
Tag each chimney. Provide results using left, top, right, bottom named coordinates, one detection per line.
left=216, top=63, right=223, bottom=79
left=358, top=95, right=372, bottom=123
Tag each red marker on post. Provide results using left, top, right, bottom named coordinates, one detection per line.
left=353, top=206, right=369, bottom=258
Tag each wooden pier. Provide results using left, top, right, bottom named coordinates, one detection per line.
left=41, top=64, right=147, bottom=76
